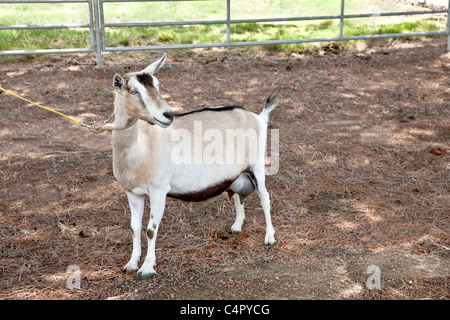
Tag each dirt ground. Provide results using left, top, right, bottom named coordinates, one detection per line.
left=0, top=37, right=449, bottom=300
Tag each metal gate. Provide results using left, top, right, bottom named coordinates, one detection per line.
left=1, top=0, right=449, bottom=68
left=0, top=0, right=98, bottom=55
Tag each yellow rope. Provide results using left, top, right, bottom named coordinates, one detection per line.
left=0, top=86, right=80, bottom=125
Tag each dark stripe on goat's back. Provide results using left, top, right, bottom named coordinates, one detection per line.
left=174, top=106, right=245, bottom=117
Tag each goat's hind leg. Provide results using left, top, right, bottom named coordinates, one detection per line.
left=229, top=173, right=256, bottom=234
left=253, top=168, right=276, bottom=246
left=231, top=193, right=246, bottom=234
left=123, top=191, right=145, bottom=274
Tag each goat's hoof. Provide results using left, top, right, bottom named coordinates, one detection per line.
left=230, top=219, right=246, bottom=234
left=230, top=226, right=242, bottom=234
left=137, top=265, right=157, bottom=279
left=122, top=264, right=139, bottom=274
left=137, top=270, right=157, bottom=279
left=264, top=236, right=276, bottom=246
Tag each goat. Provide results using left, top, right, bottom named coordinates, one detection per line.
left=111, top=53, right=279, bottom=278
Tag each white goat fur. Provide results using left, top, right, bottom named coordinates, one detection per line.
left=111, top=53, right=279, bottom=278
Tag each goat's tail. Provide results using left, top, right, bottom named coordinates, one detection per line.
left=259, top=94, right=280, bottom=122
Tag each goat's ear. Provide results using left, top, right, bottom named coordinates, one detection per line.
left=113, top=74, right=124, bottom=93
left=142, top=52, right=167, bottom=75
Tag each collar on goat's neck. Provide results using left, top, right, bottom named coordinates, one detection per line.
left=107, top=118, right=138, bottom=131
left=102, top=116, right=137, bottom=131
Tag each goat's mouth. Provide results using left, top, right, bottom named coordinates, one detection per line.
left=154, top=117, right=173, bottom=128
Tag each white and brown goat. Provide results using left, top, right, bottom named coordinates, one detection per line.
left=111, top=53, right=279, bottom=278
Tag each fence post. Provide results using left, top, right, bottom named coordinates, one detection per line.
left=99, top=0, right=106, bottom=52
left=447, top=0, right=450, bottom=50
left=339, top=0, right=345, bottom=39
left=93, top=0, right=103, bottom=68
left=88, top=0, right=95, bottom=55
left=226, top=0, right=231, bottom=44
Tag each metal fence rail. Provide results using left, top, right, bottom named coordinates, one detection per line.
left=0, top=0, right=98, bottom=56
left=0, top=0, right=449, bottom=68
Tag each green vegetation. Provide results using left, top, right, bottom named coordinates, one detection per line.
left=0, top=0, right=446, bottom=57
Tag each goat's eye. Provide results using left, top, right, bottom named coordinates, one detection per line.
left=129, top=89, right=138, bottom=95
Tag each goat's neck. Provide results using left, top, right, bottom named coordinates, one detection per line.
left=111, top=97, right=159, bottom=192
left=112, top=94, right=139, bottom=151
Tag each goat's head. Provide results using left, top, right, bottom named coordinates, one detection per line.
left=113, top=52, right=174, bottom=128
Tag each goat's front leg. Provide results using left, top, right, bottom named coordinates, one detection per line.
left=123, top=191, right=145, bottom=274
left=137, top=189, right=167, bottom=279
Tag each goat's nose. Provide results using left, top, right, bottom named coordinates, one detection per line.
left=163, top=111, right=174, bottom=121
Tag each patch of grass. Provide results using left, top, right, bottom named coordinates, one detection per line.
left=104, top=25, right=227, bottom=48
left=0, top=3, right=90, bottom=26
left=306, top=20, right=335, bottom=33
left=0, top=0, right=447, bottom=60
left=0, top=29, right=91, bottom=51
left=344, top=18, right=443, bottom=36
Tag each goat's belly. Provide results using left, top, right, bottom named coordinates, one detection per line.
left=167, top=164, right=248, bottom=201
left=168, top=167, right=233, bottom=201
left=167, top=178, right=234, bottom=202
